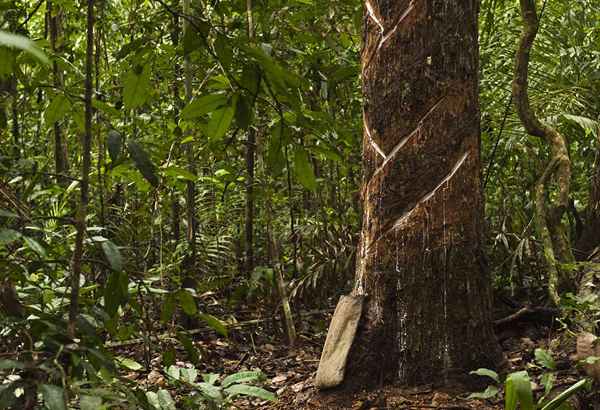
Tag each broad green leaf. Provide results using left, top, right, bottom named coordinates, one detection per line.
left=202, top=373, right=219, bottom=385
left=104, top=271, right=128, bottom=316
left=214, top=34, right=232, bottom=67
left=541, top=379, right=588, bottom=410
left=177, top=332, right=201, bottom=365
left=24, top=237, right=46, bottom=257
left=206, top=100, right=236, bottom=139
left=235, top=94, right=253, bottom=130
left=166, top=365, right=180, bottom=380
left=293, top=147, right=317, bottom=191
left=0, top=209, right=20, bottom=218
left=224, top=384, right=276, bottom=402
left=107, top=130, right=123, bottom=164
left=40, top=384, right=66, bottom=410
left=0, top=31, right=49, bottom=63
left=467, top=385, right=499, bottom=400
left=0, top=359, right=25, bottom=369
left=157, top=389, right=176, bottom=410
left=0, top=229, right=21, bottom=242
left=116, top=357, right=143, bottom=371
left=266, top=128, right=285, bottom=176
left=199, top=313, right=228, bottom=337
left=102, top=240, right=123, bottom=271
left=535, top=348, right=556, bottom=370
left=240, top=64, right=260, bottom=96
left=145, top=391, right=160, bottom=409
left=163, top=166, right=196, bottom=181
left=222, top=371, right=265, bottom=388
left=161, top=294, right=177, bottom=323
left=469, top=368, right=500, bottom=383
left=197, top=382, right=223, bottom=402
left=92, top=99, right=120, bottom=117
left=183, top=21, right=208, bottom=55
left=180, top=367, right=198, bottom=384
left=178, top=289, right=197, bottom=315
left=162, top=348, right=176, bottom=367
left=127, top=140, right=159, bottom=187
left=181, top=94, right=227, bottom=120
left=505, top=371, right=534, bottom=410
left=123, top=65, right=151, bottom=110
left=45, top=95, right=72, bottom=125
left=80, top=395, right=103, bottom=410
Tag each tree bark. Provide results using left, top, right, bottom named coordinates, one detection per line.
left=345, top=0, right=501, bottom=387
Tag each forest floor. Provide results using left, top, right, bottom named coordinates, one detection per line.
left=114, top=305, right=591, bottom=409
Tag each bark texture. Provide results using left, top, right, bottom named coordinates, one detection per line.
left=345, top=0, right=501, bottom=386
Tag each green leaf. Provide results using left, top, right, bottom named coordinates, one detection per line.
left=224, top=384, right=276, bottom=402
left=40, top=384, right=66, bottom=410
left=161, top=294, right=177, bottom=323
left=293, top=147, right=317, bottom=191
left=240, top=64, right=261, bottom=96
left=92, top=99, right=121, bottom=117
left=540, top=379, right=588, bottom=410
left=107, top=130, right=123, bottom=164
left=116, top=356, right=143, bottom=371
left=197, top=382, right=224, bottom=402
left=145, top=391, right=160, bottom=409
left=0, top=30, right=49, bottom=64
left=102, top=240, right=123, bottom=271
left=123, top=65, right=151, bottom=110
left=180, top=367, right=198, bottom=384
left=266, top=127, right=286, bottom=176
left=163, top=166, right=196, bottom=181
left=183, top=21, right=208, bottom=55
left=535, top=348, right=556, bottom=370
left=206, top=99, right=236, bottom=139
left=177, top=332, right=201, bottom=365
left=202, top=373, right=219, bottom=385
left=178, top=289, right=197, bottom=315
left=162, top=348, right=176, bottom=367
left=104, top=271, right=128, bottom=316
left=157, top=389, right=176, bottom=410
left=166, top=365, right=180, bottom=380
left=80, top=395, right=103, bottom=410
left=0, top=229, right=21, bottom=243
left=45, top=95, right=72, bottom=125
left=505, top=371, right=534, bottom=410
left=199, top=313, right=228, bottom=337
left=181, top=94, right=227, bottom=120
left=235, top=94, right=253, bottom=130
left=0, top=209, right=20, bottom=218
left=24, top=237, right=46, bottom=257
left=467, top=385, right=499, bottom=400
left=127, top=140, right=159, bottom=187
left=0, top=359, right=25, bottom=369
left=214, top=34, right=232, bottom=67
left=222, top=371, right=265, bottom=388
left=469, top=368, right=500, bottom=383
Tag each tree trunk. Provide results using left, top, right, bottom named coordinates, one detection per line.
left=345, top=0, right=501, bottom=387
left=47, top=1, right=69, bottom=182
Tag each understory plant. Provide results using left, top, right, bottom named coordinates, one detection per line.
left=469, top=348, right=592, bottom=410
left=146, top=366, right=276, bottom=410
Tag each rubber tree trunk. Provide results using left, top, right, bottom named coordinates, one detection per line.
left=346, top=0, right=501, bottom=386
